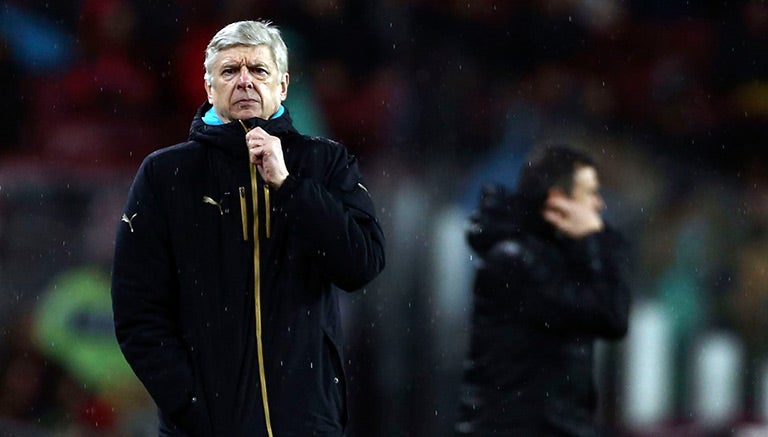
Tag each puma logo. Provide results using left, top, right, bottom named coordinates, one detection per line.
left=121, top=213, right=137, bottom=233
left=203, top=196, right=224, bottom=215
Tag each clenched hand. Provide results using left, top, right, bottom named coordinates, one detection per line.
left=246, top=126, right=289, bottom=189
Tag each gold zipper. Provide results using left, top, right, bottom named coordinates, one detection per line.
left=240, top=120, right=274, bottom=437
left=264, top=186, right=271, bottom=239
left=239, top=187, right=248, bottom=241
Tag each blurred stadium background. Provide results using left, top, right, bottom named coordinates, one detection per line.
left=0, top=1, right=766, bottom=435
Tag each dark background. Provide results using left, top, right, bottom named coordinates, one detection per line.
left=0, top=0, right=766, bottom=435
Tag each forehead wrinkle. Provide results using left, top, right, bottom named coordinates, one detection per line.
left=217, top=46, right=275, bottom=67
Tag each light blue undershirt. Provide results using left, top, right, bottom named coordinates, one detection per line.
left=203, top=105, right=285, bottom=125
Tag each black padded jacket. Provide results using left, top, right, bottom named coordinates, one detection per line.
left=111, top=103, right=385, bottom=436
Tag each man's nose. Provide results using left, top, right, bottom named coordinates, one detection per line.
left=237, top=66, right=253, bottom=88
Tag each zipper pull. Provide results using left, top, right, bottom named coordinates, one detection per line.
left=238, top=119, right=253, bottom=133
left=239, top=187, right=248, bottom=241
left=264, top=186, right=271, bottom=239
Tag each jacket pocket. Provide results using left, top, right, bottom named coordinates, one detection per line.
left=174, top=344, right=214, bottom=436
left=321, top=327, right=348, bottom=428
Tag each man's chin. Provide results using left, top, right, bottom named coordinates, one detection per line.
left=232, top=109, right=264, bottom=121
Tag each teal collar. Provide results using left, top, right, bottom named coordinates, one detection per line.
left=271, top=105, right=285, bottom=119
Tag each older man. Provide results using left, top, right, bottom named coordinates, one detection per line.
left=112, top=20, right=385, bottom=436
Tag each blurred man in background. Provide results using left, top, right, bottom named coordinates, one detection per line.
left=111, top=20, right=384, bottom=436
left=456, top=145, right=630, bottom=436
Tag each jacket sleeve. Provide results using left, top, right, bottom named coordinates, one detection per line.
left=111, top=157, right=199, bottom=421
left=488, top=227, right=631, bottom=339
left=271, top=145, right=385, bottom=291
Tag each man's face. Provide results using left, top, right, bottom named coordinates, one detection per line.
left=205, top=45, right=289, bottom=122
left=569, top=165, right=604, bottom=214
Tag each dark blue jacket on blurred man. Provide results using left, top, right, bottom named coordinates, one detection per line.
left=456, top=145, right=630, bottom=436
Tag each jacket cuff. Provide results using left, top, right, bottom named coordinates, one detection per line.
left=272, top=174, right=298, bottom=199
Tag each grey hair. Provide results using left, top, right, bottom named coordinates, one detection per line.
left=203, top=20, right=289, bottom=85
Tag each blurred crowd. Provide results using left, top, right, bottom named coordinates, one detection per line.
left=0, top=0, right=766, bottom=435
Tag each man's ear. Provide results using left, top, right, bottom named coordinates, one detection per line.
left=543, top=187, right=567, bottom=219
left=204, top=81, right=213, bottom=104
left=280, top=73, right=290, bottom=101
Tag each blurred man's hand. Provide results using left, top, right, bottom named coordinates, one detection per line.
left=543, top=194, right=604, bottom=239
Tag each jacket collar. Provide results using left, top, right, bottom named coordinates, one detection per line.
left=467, top=185, right=561, bottom=254
left=188, top=102, right=298, bottom=160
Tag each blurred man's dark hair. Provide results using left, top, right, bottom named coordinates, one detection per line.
left=517, top=145, right=596, bottom=211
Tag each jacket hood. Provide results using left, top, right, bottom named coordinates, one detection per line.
left=188, top=102, right=299, bottom=160
left=467, top=184, right=551, bottom=255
